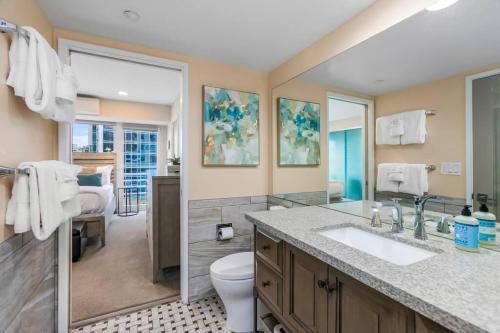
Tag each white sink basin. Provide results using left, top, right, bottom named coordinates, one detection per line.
left=319, top=227, right=437, bottom=266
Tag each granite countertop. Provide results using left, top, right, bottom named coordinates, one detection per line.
left=246, top=206, right=500, bottom=333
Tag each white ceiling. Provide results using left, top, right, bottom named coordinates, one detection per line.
left=329, top=98, right=365, bottom=121
left=38, top=0, right=377, bottom=71
left=71, top=52, right=181, bottom=105
left=300, top=0, right=500, bottom=96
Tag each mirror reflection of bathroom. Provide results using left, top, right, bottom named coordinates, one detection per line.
left=328, top=97, right=367, bottom=202
left=269, top=0, right=500, bottom=251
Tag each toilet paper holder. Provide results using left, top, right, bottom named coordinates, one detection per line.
left=216, top=223, right=233, bottom=240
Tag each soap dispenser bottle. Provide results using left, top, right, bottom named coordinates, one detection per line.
left=473, top=194, right=497, bottom=246
left=454, top=205, right=479, bottom=252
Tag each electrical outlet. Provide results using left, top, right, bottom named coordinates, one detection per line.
left=440, top=162, right=462, bottom=176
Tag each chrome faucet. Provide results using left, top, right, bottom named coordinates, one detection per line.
left=413, top=195, right=437, bottom=240
left=382, top=198, right=404, bottom=233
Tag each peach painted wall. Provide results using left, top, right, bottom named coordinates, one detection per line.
left=0, top=0, right=57, bottom=242
left=375, top=64, right=500, bottom=199
left=269, top=0, right=435, bottom=88
left=53, top=29, right=270, bottom=200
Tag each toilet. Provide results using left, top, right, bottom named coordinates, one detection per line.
left=210, top=251, right=255, bottom=332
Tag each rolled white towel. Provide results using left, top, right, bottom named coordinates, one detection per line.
left=389, top=118, right=405, bottom=137
left=376, top=116, right=401, bottom=145
left=399, top=164, right=428, bottom=196
left=400, top=110, right=427, bottom=145
left=6, top=161, right=81, bottom=240
left=377, top=163, right=401, bottom=192
left=56, top=64, right=78, bottom=102
left=23, top=27, right=58, bottom=120
left=7, top=27, right=78, bottom=123
left=387, top=165, right=405, bottom=182
left=6, top=30, right=29, bottom=97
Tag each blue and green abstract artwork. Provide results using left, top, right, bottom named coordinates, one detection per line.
left=203, top=86, right=260, bottom=166
left=278, top=98, right=320, bottom=166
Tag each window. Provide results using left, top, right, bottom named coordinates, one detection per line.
left=123, top=128, right=159, bottom=201
left=72, top=122, right=114, bottom=152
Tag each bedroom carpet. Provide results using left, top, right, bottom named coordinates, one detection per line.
left=71, top=212, right=180, bottom=323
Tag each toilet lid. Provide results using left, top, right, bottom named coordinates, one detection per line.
left=210, top=252, right=254, bottom=280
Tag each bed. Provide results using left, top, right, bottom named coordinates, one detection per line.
left=72, top=152, right=117, bottom=246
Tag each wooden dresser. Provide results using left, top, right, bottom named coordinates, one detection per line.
left=146, top=175, right=180, bottom=282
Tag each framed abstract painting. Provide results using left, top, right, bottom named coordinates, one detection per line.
left=278, top=97, right=320, bottom=166
left=203, top=86, right=260, bottom=166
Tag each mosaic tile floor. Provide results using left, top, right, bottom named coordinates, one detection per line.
left=72, top=296, right=230, bottom=333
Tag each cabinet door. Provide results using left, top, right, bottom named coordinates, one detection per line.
left=334, top=271, right=413, bottom=333
left=283, top=244, right=328, bottom=333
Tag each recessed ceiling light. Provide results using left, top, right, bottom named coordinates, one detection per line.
left=123, top=10, right=140, bottom=22
left=118, top=91, right=129, bottom=96
left=426, top=0, right=460, bottom=11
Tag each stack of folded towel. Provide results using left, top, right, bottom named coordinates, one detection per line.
left=6, top=27, right=78, bottom=122
left=377, top=163, right=428, bottom=196
left=376, top=110, right=427, bottom=145
left=6, top=161, right=82, bottom=240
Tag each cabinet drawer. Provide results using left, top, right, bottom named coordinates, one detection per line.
left=256, top=258, right=283, bottom=315
left=256, top=230, right=283, bottom=272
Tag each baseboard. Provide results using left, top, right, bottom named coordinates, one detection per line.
left=70, top=294, right=180, bottom=328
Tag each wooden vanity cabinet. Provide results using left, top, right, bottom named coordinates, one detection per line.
left=255, top=231, right=451, bottom=333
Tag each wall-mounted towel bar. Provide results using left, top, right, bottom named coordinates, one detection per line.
left=425, top=165, right=436, bottom=172
left=0, top=17, right=28, bottom=37
left=425, top=110, right=436, bottom=116
left=0, top=166, right=30, bottom=178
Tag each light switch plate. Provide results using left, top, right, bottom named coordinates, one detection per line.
left=440, top=162, right=462, bottom=176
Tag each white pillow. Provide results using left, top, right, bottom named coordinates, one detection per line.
left=96, top=165, right=113, bottom=186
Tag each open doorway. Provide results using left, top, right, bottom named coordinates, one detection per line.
left=466, top=68, right=500, bottom=212
left=327, top=94, right=373, bottom=202
left=57, top=41, right=188, bottom=327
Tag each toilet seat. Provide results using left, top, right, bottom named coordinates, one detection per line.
left=210, top=251, right=254, bottom=280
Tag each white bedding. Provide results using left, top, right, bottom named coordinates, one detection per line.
left=79, top=184, right=114, bottom=214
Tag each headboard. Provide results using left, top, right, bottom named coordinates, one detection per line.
left=72, top=152, right=117, bottom=186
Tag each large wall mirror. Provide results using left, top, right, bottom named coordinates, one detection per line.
left=269, top=0, right=500, bottom=249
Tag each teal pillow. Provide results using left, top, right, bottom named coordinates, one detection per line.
left=77, top=173, right=102, bottom=187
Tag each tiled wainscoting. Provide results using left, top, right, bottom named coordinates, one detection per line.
left=0, top=231, right=57, bottom=332
left=375, top=192, right=466, bottom=215
left=188, top=195, right=268, bottom=301
left=268, top=191, right=328, bottom=208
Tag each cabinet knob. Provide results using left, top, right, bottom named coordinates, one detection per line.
left=262, top=244, right=271, bottom=251
left=262, top=280, right=271, bottom=288
left=326, top=283, right=336, bottom=293
left=318, top=279, right=336, bottom=293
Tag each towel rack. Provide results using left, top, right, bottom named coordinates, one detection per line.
left=425, top=110, right=436, bottom=116
left=0, top=166, right=30, bottom=178
left=0, top=17, right=28, bottom=37
left=425, top=165, right=436, bottom=172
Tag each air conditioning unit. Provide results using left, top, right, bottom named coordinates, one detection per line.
left=75, top=96, right=100, bottom=115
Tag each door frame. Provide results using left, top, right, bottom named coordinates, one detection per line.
left=465, top=67, right=500, bottom=205
left=57, top=39, right=190, bottom=332
left=326, top=92, right=375, bottom=201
